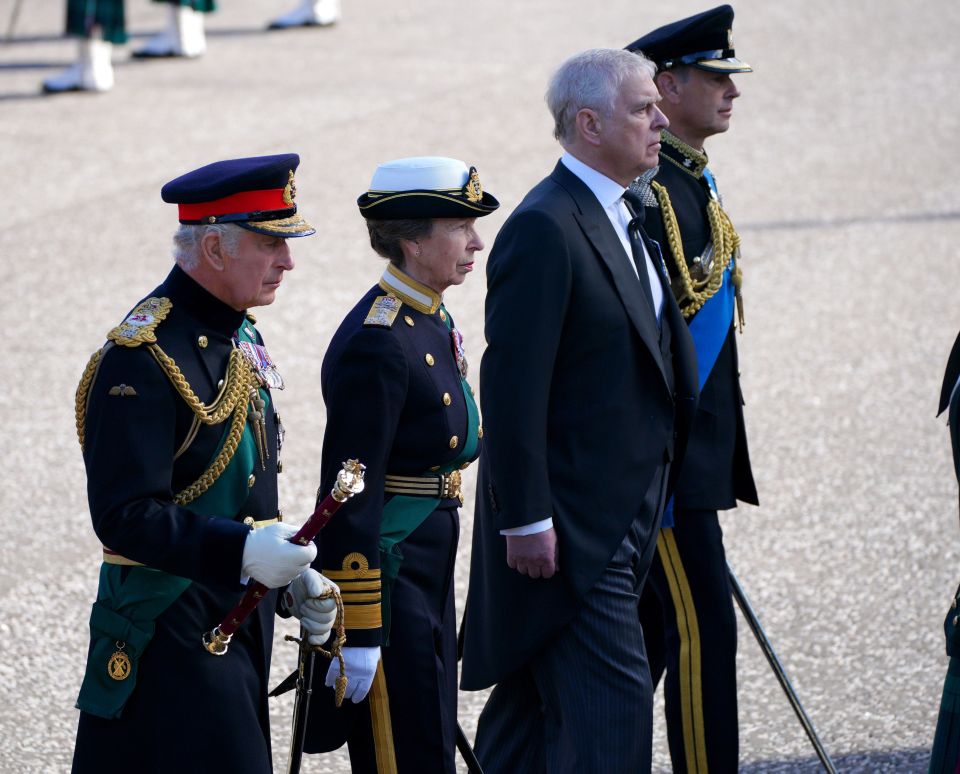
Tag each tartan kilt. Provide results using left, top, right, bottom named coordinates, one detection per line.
left=930, top=658, right=960, bottom=774
left=65, top=0, right=217, bottom=45
left=66, top=0, right=127, bottom=44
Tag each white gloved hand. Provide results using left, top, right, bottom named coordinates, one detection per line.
left=283, top=569, right=339, bottom=645
left=240, top=522, right=317, bottom=588
left=326, top=646, right=380, bottom=703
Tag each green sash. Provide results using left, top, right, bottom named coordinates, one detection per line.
left=76, top=328, right=267, bottom=718
left=379, top=307, right=479, bottom=644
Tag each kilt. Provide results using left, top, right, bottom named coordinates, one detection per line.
left=66, top=0, right=217, bottom=44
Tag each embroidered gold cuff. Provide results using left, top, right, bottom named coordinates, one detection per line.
left=341, top=592, right=382, bottom=603
left=344, top=603, right=382, bottom=630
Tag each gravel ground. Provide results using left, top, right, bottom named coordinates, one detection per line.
left=1, top=0, right=958, bottom=771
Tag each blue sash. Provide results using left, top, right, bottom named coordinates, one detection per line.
left=662, top=167, right=735, bottom=528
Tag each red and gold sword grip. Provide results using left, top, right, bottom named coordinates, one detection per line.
left=202, top=459, right=366, bottom=655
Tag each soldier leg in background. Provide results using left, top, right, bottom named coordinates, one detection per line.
left=133, top=0, right=215, bottom=59
left=42, top=0, right=124, bottom=93
left=639, top=509, right=739, bottom=774
left=268, top=0, right=340, bottom=30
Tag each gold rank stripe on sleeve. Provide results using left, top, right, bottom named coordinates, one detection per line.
left=342, top=603, right=382, bottom=630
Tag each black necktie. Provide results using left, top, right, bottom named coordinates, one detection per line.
left=621, top=189, right=658, bottom=323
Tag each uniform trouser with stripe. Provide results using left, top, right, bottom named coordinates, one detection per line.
left=473, top=468, right=666, bottom=774
left=638, top=508, right=738, bottom=774
left=65, top=0, right=216, bottom=44
left=333, top=507, right=460, bottom=774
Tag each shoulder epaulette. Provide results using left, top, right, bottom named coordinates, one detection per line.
left=106, top=297, right=172, bottom=348
left=363, top=294, right=402, bottom=328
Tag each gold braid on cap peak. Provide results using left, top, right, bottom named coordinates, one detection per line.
left=651, top=180, right=744, bottom=328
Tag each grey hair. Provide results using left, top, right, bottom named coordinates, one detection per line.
left=546, top=48, right=657, bottom=144
left=172, top=223, right=245, bottom=270
left=366, top=219, right=434, bottom=266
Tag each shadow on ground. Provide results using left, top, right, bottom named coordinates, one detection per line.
left=736, top=747, right=929, bottom=773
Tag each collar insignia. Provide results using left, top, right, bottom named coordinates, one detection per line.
left=283, top=170, right=297, bottom=206
left=463, top=167, right=483, bottom=204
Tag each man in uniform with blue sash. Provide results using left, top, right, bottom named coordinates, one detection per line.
left=71, top=153, right=338, bottom=773
left=626, top=7, right=758, bottom=772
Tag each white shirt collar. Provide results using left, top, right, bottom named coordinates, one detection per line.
left=560, top=153, right=627, bottom=209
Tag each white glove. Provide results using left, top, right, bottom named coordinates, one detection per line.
left=326, top=646, right=380, bottom=703
left=284, top=569, right=339, bottom=645
left=240, top=522, right=317, bottom=588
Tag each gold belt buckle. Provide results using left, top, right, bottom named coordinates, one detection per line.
left=441, top=470, right=463, bottom=505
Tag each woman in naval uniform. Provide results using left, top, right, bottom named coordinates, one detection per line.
left=302, top=157, right=499, bottom=773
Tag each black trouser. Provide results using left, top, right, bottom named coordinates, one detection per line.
left=638, top=508, right=739, bottom=774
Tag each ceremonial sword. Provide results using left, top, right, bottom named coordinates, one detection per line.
left=202, top=459, right=366, bottom=655
left=728, top=562, right=838, bottom=774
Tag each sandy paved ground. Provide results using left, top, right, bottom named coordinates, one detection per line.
left=1, top=0, right=959, bottom=771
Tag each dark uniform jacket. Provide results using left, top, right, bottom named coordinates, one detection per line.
left=304, top=266, right=480, bottom=768
left=461, top=160, right=699, bottom=690
left=643, top=132, right=758, bottom=510
left=312, top=265, right=481, bottom=647
left=72, top=266, right=282, bottom=774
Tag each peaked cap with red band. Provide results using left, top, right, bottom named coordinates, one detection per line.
left=161, top=153, right=315, bottom=238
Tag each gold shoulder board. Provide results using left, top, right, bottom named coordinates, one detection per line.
left=106, top=297, right=172, bottom=348
left=363, top=295, right=401, bottom=328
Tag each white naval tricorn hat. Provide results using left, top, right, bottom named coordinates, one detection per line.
left=356, top=156, right=500, bottom=220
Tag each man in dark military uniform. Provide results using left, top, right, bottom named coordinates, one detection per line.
left=71, top=154, right=338, bottom=774
left=299, top=157, right=498, bottom=773
left=626, top=7, right=758, bottom=772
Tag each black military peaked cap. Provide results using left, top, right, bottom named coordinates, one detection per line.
left=161, top=153, right=315, bottom=237
left=625, top=4, right=752, bottom=74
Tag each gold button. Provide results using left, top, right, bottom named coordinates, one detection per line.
left=442, top=393, right=452, bottom=406
left=197, top=335, right=208, bottom=348
left=277, top=509, right=283, bottom=520
left=404, top=315, right=415, bottom=327
left=449, top=436, right=459, bottom=449
left=425, top=354, right=435, bottom=366
left=247, top=474, right=256, bottom=488
left=478, top=425, right=484, bottom=438
left=439, top=309, right=447, bottom=322
left=277, top=460, right=283, bottom=473
left=217, top=379, right=224, bottom=389
left=243, top=516, right=255, bottom=527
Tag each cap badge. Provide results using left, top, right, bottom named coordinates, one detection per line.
left=463, top=167, right=483, bottom=204
left=727, top=28, right=734, bottom=48
left=282, top=170, right=297, bottom=206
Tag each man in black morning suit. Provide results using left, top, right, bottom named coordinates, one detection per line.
left=461, top=48, right=698, bottom=772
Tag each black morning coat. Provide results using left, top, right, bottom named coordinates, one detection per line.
left=72, top=266, right=281, bottom=774
left=461, top=160, right=699, bottom=690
